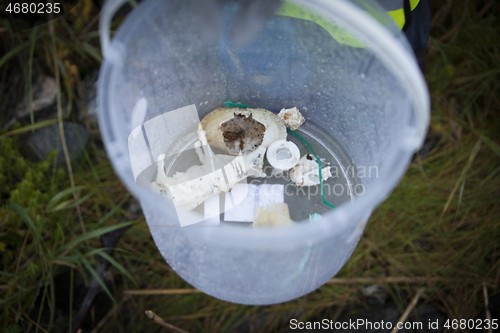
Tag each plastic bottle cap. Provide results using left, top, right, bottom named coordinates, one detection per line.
left=266, top=140, right=301, bottom=171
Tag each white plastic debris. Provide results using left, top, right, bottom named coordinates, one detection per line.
left=223, top=184, right=285, bottom=222
left=289, top=154, right=332, bottom=186
left=199, top=107, right=287, bottom=155
left=253, top=203, right=294, bottom=227
left=266, top=139, right=300, bottom=171
left=151, top=130, right=266, bottom=211
left=278, top=107, right=305, bottom=131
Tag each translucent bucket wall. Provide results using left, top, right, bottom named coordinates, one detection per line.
left=98, top=0, right=429, bottom=305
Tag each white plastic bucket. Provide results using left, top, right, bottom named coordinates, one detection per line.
left=98, top=0, right=429, bottom=305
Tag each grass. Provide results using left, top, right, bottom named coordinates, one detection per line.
left=1, top=0, right=499, bottom=332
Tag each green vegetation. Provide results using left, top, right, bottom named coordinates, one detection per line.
left=1, top=0, right=499, bottom=332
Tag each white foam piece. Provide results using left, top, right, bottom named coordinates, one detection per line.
left=223, top=184, right=285, bottom=222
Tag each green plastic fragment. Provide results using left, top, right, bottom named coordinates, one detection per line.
left=224, top=101, right=254, bottom=109
left=309, top=213, right=322, bottom=222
